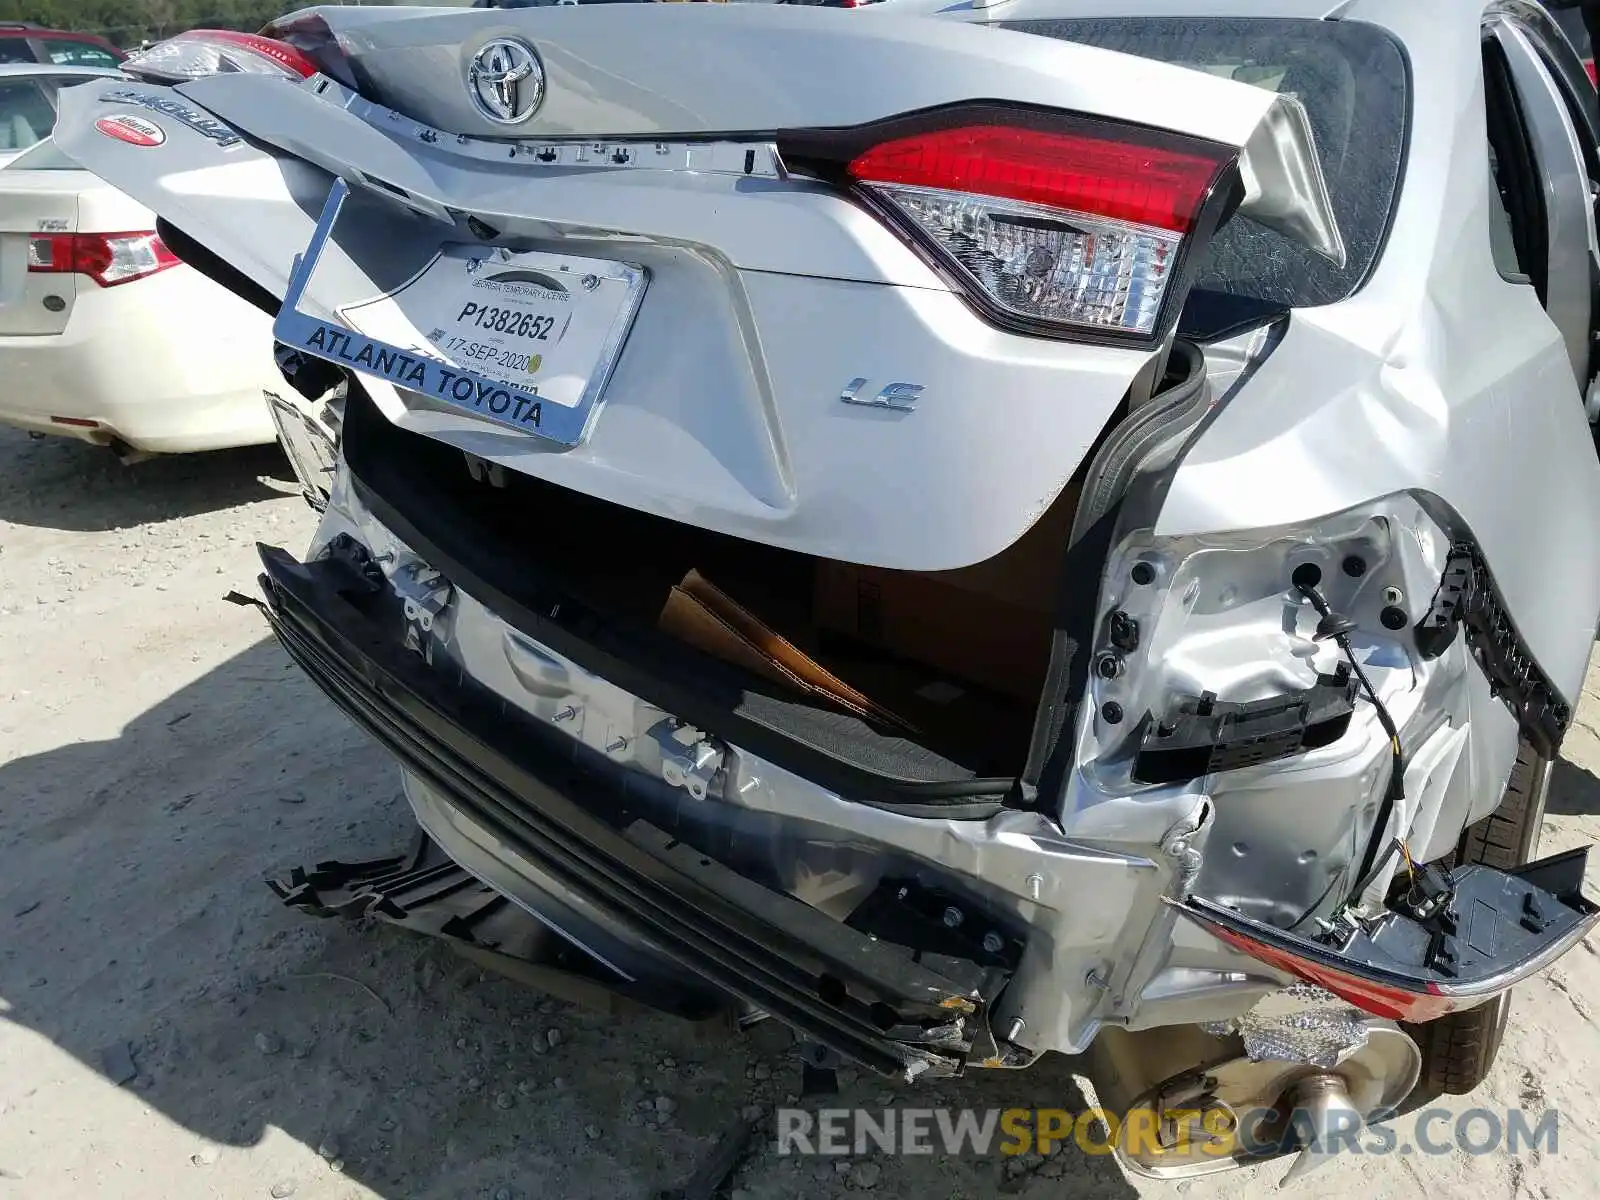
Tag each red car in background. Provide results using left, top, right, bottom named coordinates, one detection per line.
left=0, top=22, right=124, bottom=69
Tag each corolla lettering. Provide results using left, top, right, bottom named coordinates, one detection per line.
left=100, top=89, right=243, bottom=148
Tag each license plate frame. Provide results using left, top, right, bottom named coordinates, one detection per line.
left=264, top=389, right=339, bottom=511
left=272, top=179, right=647, bottom=449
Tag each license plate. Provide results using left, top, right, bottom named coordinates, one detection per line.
left=338, top=246, right=645, bottom=442
left=272, top=180, right=646, bottom=449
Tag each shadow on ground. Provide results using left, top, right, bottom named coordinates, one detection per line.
left=0, top=430, right=290, bottom=533
left=0, top=638, right=1137, bottom=1200
left=1549, top=758, right=1600, bottom=817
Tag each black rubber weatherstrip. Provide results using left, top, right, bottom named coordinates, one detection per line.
left=257, top=545, right=983, bottom=1076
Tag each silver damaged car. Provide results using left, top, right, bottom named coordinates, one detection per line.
left=49, top=0, right=1600, bottom=1179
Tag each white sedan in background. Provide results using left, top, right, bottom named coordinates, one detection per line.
left=0, top=64, right=279, bottom=456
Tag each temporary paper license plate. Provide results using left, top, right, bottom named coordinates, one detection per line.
left=336, top=245, right=646, bottom=445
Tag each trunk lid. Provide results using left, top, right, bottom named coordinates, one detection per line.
left=278, top=4, right=1281, bottom=145
left=51, top=7, right=1335, bottom=569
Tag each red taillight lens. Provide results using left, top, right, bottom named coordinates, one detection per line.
left=848, top=125, right=1224, bottom=234
left=1174, top=852, right=1600, bottom=1026
left=124, top=29, right=317, bottom=83
left=28, top=231, right=181, bottom=287
left=1202, top=921, right=1460, bottom=1023
left=1586, top=59, right=1597, bottom=87
left=813, top=114, right=1233, bottom=339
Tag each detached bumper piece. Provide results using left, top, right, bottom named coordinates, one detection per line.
left=256, top=544, right=1000, bottom=1079
left=1175, top=847, right=1599, bottom=1023
left=268, top=831, right=724, bottom=1020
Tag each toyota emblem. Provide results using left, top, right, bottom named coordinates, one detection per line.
left=467, top=38, right=545, bottom=126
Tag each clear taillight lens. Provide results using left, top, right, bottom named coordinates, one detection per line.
left=872, top=184, right=1182, bottom=335
left=839, top=122, right=1232, bottom=340
left=28, top=232, right=181, bottom=287
left=123, top=29, right=318, bottom=83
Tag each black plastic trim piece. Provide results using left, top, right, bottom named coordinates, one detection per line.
left=268, top=831, right=729, bottom=1021
left=1133, top=665, right=1360, bottom=784
left=1023, top=338, right=1219, bottom=804
left=1414, top=542, right=1572, bottom=758
left=257, top=544, right=991, bottom=1077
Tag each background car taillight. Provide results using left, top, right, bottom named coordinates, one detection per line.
left=123, top=29, right=318, bottom=83
left=28, top=232, right=181, bottom=288
left=783, top=108, right=1237, bottom=341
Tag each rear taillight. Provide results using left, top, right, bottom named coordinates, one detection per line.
left=785, top=110, right=1235, bottom=341
left=1174, top=849, right=1600, bottom=1025
left=123, top=28, right=317, bottom=83
left=1196, top=916, right=1462, bottom=1023
left=28, top=231, right=181, bottom=288
left=1586, top=59, right=1597, bottom=87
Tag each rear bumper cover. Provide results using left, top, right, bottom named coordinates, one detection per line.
left=255, top=479, right=1599, bottom=1071
left=0, top=266, right=279, bottom=452
left=258, top=543, right=1000, bottom=1078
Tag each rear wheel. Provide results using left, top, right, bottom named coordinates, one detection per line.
left=1406, top=740, right=1551, bottom=1098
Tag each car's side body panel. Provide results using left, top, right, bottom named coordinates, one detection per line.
left=1151, top=0, right=1600, bottom=708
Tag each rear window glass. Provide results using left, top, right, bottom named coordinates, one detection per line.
left=0, top=79, right=54, bottom=154
left=0, top=39, right=35, bottom=64
left=40, top=39, right=121, bottom=68
left=1002, top=17, right=1410, bottom=323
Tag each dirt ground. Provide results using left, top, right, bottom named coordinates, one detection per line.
left=2, top=424, right=1600, bottom=1200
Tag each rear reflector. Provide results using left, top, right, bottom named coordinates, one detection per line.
left=788, top=110, right=1235, bottom=341
left=28, top=231, right=181, bottom=288
left=50, top=416, right=100, bottom=429
left=124, top=28, right=318, bottom=83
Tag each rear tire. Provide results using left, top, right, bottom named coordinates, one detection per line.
left=1406, top=740, right=1550, bottom=1099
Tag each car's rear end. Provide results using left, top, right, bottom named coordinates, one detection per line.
left=46, top=3, right=1600, bottom=1177
left=132, top=9, right=1276, bottom=1071
left=0, top=139, right=280, bottom=453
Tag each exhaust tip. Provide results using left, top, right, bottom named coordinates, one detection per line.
left=1278, top=1073, right=1364, bottom=1188
left=109, top=437, right=154, bottom=466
